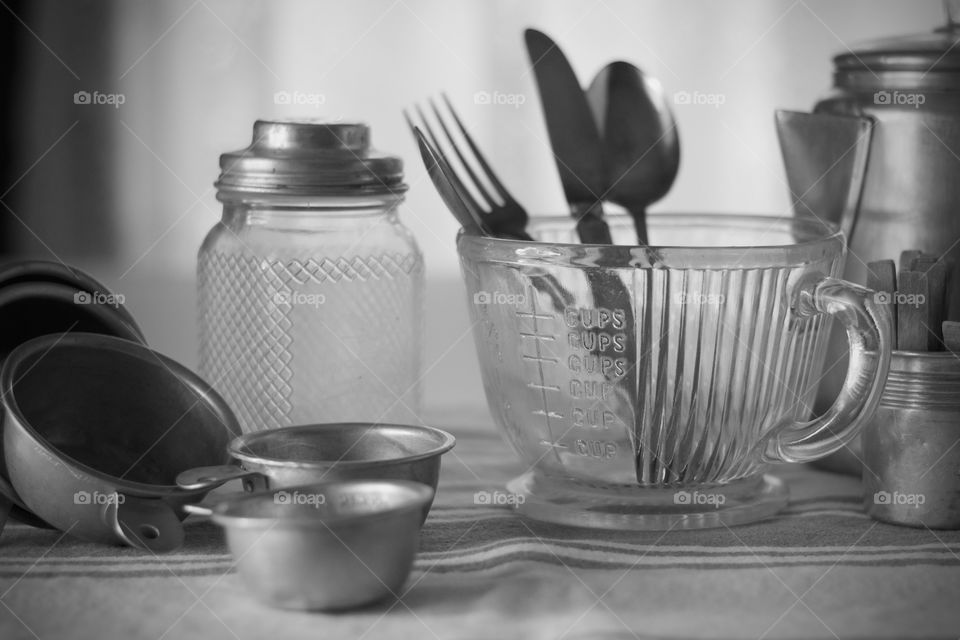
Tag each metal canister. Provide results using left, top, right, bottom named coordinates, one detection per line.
left=863, top=351, right=960, bottom=529
left=812, top=1, right=960, bottom=475
left=815, top=1, right=960, bottom=291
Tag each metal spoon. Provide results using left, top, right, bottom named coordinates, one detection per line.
left=586, top=61, right=679, bottom=482
left=587, top=61, right=680, bottom=245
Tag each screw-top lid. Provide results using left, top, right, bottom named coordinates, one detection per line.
left=215, top=120, right=406, bottom=196
left=833, top=1, right=960, bottom=89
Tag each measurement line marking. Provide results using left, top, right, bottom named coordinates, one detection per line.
left=539, top=440, right=569, bottom=450
left=519, top=332, right=556, bottom=340
left=522, top=355, right=559, bottom=363
left=532, top=409, right=564, bottom=419
left=527, top=383, right=561, bottom=392
left=518, top=288, right=563, bottom=466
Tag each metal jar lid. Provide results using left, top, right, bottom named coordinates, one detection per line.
left=833, top=1, right=960, bottom=89
left=215, top=120, right=407, bottom=197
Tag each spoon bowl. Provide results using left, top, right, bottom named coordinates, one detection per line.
left=587, top=61, right=680, bottom=245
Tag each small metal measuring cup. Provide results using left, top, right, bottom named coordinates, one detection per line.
left=863, top=351, right=960, bottom=529
left=176, top=423, right=455, bottom=522
left=184, top=480, right=433, bottom=611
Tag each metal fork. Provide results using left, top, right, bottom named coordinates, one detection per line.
left=408, top=95, right=531, bottom=241
left=405, top=97, right=572, bottom=309
left=408, top=96, right=644, bottom=482
left=408, top=124, right=488, bottom=238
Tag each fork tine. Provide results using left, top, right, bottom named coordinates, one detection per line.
left=402, top=108, right=417, bottom=137
left=411, top=126, right=489, bottom=236
left=441, top=93, right=518, bottom=206
left=409, top=100, right=571, bottom=311
left=429, top=97, right=499, bottom=210
left=414, top=104, right=449, bottom=168
left=415, top=105, right=487, bottom=226
left=408, top=120, right=481, bottom=233
left=414, top=104, right=487, bottom=220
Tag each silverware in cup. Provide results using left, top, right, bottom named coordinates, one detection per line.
left=586, top=60, right=680, bottom=246
left=404, top=96, right=573, bottom=311
left=524, top=28, right=613, bottom=244
left=459, top=213, right=892, bottom=529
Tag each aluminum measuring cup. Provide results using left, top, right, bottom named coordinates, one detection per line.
left=184, top=480, right=433, bottom=611
left=176, top=423, right=455, bottom=521
left=863, top=351, right=960, bottom=529
left=458, top=213, right=892, bottom=529
left=0, top=260, right=146, bottom=529
left=2, top=333, right=240, bottom=551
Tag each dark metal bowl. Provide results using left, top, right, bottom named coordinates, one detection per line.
left=0, top=262, right=147, bottom=529
left=2, top=333, right=240, bottom=551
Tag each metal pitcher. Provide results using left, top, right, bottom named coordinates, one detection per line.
left=779, top=1, right=960, bottom=474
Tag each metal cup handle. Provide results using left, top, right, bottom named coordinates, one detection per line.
left=764, top=273, right=893, bottom=463
left=176, top=465, right=262, bottom=491
left=102, top=495, right=185, bottom=553
left=0, top=496, right=11, bottom=539
left=182, top=503, right=214, bottom=518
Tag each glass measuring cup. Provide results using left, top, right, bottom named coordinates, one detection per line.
left=458, top=213, right=892, bottom=529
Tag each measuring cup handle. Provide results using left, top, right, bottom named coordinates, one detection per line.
left=764, top=273, right=892, bottom=463
left=176, top=465, right=260, bottom=491
left=103, top=495, right=185, bottom=553
left=0, top=496, right=11, bottom=539
left=181, top=503, right=214, bottom=518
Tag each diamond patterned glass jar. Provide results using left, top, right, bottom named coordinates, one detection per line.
left=199, top=121, right=423, bottom=433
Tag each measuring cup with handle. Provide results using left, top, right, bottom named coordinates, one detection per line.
left=458, top=213, right=892, bottom=530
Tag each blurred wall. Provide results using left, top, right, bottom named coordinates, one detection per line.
left=8, top=0, right=944, bottom=281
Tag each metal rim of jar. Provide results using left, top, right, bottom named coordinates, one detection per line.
left=833, top=69, right=960, bottom=93
left=214, top=180, right=409, bottom=199
left=879, top=350, right=960, bottom=409
left=215, top=121, right=408, bottom=197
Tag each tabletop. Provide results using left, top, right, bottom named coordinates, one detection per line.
left=1, top=404, right=958, bottom=640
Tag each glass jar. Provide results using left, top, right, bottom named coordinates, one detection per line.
left=198, top=120, right=423, bottom=433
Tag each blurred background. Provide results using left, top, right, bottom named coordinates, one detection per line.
left=0, top=0, right=944, bottom=407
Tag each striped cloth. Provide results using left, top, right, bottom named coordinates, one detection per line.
left=1, top=407, right=958, bottom=639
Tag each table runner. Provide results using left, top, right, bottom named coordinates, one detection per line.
left=1, top=406, right=958, bottom=639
